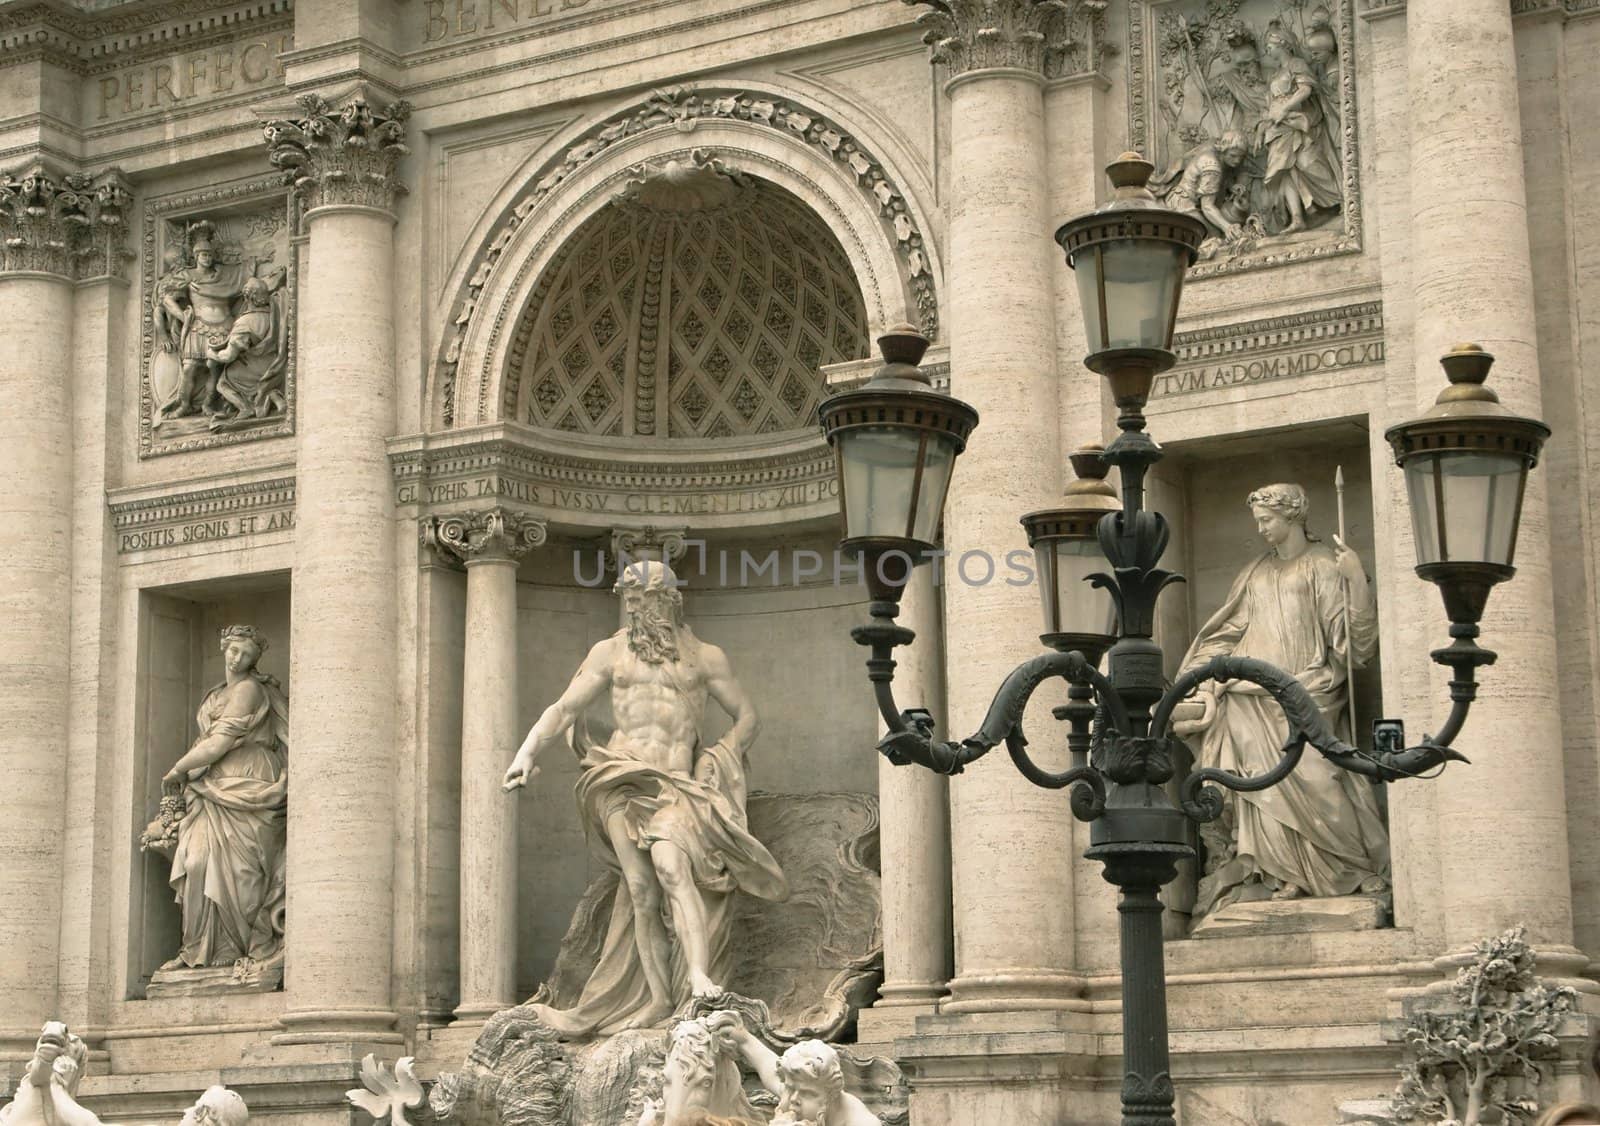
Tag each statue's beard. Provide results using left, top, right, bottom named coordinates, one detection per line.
left=626, top=602, right=679, bottom=664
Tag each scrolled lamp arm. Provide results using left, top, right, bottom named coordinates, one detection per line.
left=1153, top=656, right=1472, bottom=816
left=852, top=604, right=1116, bottom=816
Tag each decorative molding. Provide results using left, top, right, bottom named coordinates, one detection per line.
left=108, top=473, right=295, bottom=554
left=263, top=91, right=412, bottom=214
left=609, top=525, right=690, bottom=572
left=437, top=85, right=938, bottom=427
left=0, top=162, right=133, bottom=279
left=903, top=0, right=1116, bottom=77
left=390, top=426, right=841, bottom=530
left=1152, top=300, right=1384, bottom=400
left=138, top=173, right=298, bottom=458
left=424, top=506, right=548, bottom=564
left=0, top=1, right=293, bottom=75
left=1128, top=0, right=1363, bottom=279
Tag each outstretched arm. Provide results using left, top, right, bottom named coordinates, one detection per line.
left=503, top=637, right=614, bottom=790
left=702, top=642, right=759, bottom=754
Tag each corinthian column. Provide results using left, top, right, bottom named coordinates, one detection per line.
left=0, top=164, right=126, bottom=1055
left=425, top=509, right=547, bottom=1024
left=1405, top=0, right=1576, bottom=956
left=905, top=0, right=1074, bottom=1011
left=263, top=93, right=412, bottom=1044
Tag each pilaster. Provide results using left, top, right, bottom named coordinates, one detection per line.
left=265, top=92, right=409, bottom=1045
left=904, top=0, right=1077, bottom=1017
left=424, top=508, right=546, bottom=1024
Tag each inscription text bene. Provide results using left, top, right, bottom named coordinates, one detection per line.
left=422, top=0, right=614, bottom=42
left=119, top=509, right=295, bottom=553
left=398, top=476, right=839, bottom=515
left=1153, top=341, right=1385, bottom=398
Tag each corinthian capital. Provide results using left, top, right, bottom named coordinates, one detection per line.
left=424, top=508, right=547, bottom=565
left=262, top=92, right=412, bottom=214
left=904, top=0, right=1073, bottom=77
left=0, top=163, right=133, bottom=278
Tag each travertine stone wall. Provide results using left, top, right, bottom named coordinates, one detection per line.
left=0, top=273, right=75, bottom=1054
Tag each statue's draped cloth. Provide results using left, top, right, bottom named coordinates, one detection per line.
left=536, top=722, right=788, bottom=1036
left=169, top=675, right=288, bottom=966
left=1180, top=545, right=1388, bottom=913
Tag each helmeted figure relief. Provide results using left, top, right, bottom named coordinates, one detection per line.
left=142, top=624, right=288, bottom=989
left=0, top=1023, right=99, bottom=1126
left=1175, top=484, right=1389, bottom=917
left=153, top=220, right=287, bottom=429
left=504, top=560, right=788, bottom=1037
left=1149, top=0, right=1349, bottom=263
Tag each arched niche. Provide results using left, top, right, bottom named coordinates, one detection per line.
left=433, top=87, right=941, bottom=431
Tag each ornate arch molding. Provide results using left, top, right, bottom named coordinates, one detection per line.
left=436, top=85, right=941, bottom=429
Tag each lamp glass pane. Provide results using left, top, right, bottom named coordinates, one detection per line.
left=1075, top=239, right=1187, bottom=354
left=910, top=433, right=958, bottom=545
left=837, top=425, right=924, bottom=542
left=1403, top=451, right=1526, bottom=566
left=1034, top=537, right=1115, bottom=637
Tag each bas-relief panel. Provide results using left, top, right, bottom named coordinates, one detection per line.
left=1128, top=0, right=1361, bottom=278
left=139, top=176, right=298, bottom=459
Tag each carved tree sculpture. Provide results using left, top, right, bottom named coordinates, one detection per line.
left=1391, top=927, right=1576, bottom=1125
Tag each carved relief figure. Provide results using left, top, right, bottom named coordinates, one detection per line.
left=1255, top=20, right=1342, bottom=233
left=1175, top=484, right=1389, bottom=917
left=504, top=561, right=788, bottom=1036
left=144, top=204, right=293, bottom=452
left=142, top=625, right=288, bottom=989
left=1149, top=0, right=1349, bottom=263
left=0, top=1023, right=99, bottom=1126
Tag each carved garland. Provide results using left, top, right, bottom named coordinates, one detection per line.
left=1127, top=0, right=1364, bottom=279
left=439, top=85, right=939, bottom=427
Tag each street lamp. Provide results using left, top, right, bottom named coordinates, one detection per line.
left=819, top=153, right=1550, bottom=1126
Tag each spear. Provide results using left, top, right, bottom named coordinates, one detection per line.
left=1336, top=465, right=1359, bottom=744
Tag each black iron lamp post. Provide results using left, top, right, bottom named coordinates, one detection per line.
left=818, top=153, right=1550, bottom=1126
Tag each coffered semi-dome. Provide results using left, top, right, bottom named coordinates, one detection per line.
left=507, top=160, right=870, bottom=439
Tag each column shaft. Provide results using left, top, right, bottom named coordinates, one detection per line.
left=1407, top=0, right=1571, bottom=946
left=869, top=568, right=952, bottom=1024
left=942, top=68, right=1074, bottom=1011
left=0, top=274, right=74, bottom=1053
left=455, top=556, right=520, bottom=1021
left=278, top=206, right=401, bottom=1042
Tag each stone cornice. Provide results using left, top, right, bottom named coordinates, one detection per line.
left=904, top=0, right=1113, bottom=79
left=0, top=160, right=133, bottom=278
left=0, top=0, right=293, bottom=75
left=389, top=423, right=840, bottom=531
left=107, top=470, right=296, bottom=554
left=261, top=88, right=410, bottom=214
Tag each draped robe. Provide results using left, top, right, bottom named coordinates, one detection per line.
left=1179, top=543, right=1389, bottom=915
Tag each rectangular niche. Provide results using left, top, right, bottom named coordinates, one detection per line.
left=128, top=573, right=290, bottom=999
left=1154, top=419, right=1386, bottom=930
left=138, top=174, right=299, bottom=458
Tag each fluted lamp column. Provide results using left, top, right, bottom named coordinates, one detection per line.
left=262, top=92, right=412, bottom=1044
left=427, top=508, right=546, bottom=1023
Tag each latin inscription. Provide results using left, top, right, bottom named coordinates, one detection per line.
left=1152, top=341, right=1385, bottom=399
left=396, top=476, right=840, bottom=514
left=421, top=0, right=607, bottom=42
left=118, top=509, right=295, bottom=554
left=92, top=34, right=290, bottom=122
